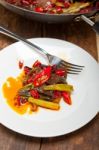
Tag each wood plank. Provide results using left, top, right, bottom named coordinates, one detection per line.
left=0, top=5, right=43, bottom=49
left=96, top=15, right=99, bottom=61
left=96, top=35, right=99, bottom=61
left=0, top=125, right=41, bottom=150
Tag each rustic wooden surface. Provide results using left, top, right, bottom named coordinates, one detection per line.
left=96, top=15, right=99, bottom=61
left=0, top=5, right=99, bottom=150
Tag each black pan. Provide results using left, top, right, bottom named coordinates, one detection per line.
left=0, top=0, right=98, bottom=24
left=0, top=0, right=99, bottom=34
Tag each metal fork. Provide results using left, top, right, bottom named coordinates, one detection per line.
left=0, top=25, right=84, bottom=74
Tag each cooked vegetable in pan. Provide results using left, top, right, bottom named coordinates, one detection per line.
left=5, top=0, right=99, bottom=14
left=2, top=60, right=74, bottom=114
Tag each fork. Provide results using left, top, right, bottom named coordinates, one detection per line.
left=0, top=25, right=84, bottom=74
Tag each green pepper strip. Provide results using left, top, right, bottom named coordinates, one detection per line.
left=44, top=84, right=73, bottom=92
left=28, top=97, right=60, bottom=110
left=18, top=83, right=34, bottom=92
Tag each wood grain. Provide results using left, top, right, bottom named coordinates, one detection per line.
left=0, top=5, right=99, bottom=150
left=96, top=35, right=99, bottom=61
left=0, top=125, right=41, bottom=150
left=96, top=15, right=99, bottom=61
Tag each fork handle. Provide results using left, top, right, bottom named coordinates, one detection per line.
left=81, top=15, right=99, bottom=34
left=0, top=25, right=48, bottom=55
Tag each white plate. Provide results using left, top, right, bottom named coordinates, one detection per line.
left=0, top=38, right=99, bottom=137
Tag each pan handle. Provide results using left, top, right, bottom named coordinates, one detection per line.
left=81, top=15, right=99, bottom=34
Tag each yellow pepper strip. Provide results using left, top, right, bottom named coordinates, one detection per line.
left=63, top=2, right=90, bottom=14
left=28, top=97, right=60, bottom=110
left=44, top=84, right=73, bottom=92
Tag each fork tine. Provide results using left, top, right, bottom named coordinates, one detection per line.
left=66, top=68, right=82, bottom=72
left=59, top=64, right=83, bottom=74
left=67, top=71, right=79, bottom=75
left=67, top=66, right=83, bottom=70
left=59, top=63, right=83, bottom=71
left=67, top=68, right=82, bottom=74
left=61, top=60, right=84, bottom=68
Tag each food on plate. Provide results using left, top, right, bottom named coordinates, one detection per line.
left=5, top=0, right=99, bottom=14
left=2, top=60, right=74, bottom=114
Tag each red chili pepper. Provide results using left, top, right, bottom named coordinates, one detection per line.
left=30, top=90, right=39, bottom=99
left=19, top=60, right=24, bottom=69
left=32, top=0, right=38, bottom=5
left=33, top=66, right=52, bottom=87
left=20, top=98, right=27, bottom=105
left=64, top=2, right=70, bottom=8
left=44, top=4, right=53, bottom=13
left=53, top=91, right=61, bottom=99
left=62, top=91, right=72, bottom=105
left=35, top=7, right=44, bottom=13
left=55, top=69, right=66, bottom=76
left=24, top=66, right=31, bottom=75
left=27, top=76, right=34, bottom=83
left=79, top=8, right=90, bottom=14
left=16, top=96, right=21, bottom=106
left=16, top=96, right=27, bottom=106
left=56, top=6, right=63, bottom=14
left=21, top=0, right=30, bottom=6
left=33, top=60, right=41, bottom=67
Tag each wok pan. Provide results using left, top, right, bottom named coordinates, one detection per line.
left=0, top=0, right=99, bottom=23
left=0, top=0, right=99, bottom=26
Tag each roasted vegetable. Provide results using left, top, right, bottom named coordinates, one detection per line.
left=6, top=0, right=98, bottom=15
left=3, top=59, right=74, bottom=114
left=62, top=91, right=72, bottom=105
left=44, top=84, right=73, bottom=92
left=33, top=66, right=52, bottom=87
left=28, top=97, right=60, bottom=110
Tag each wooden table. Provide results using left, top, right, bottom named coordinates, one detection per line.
left=0, top=5, right=99, bottom=150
